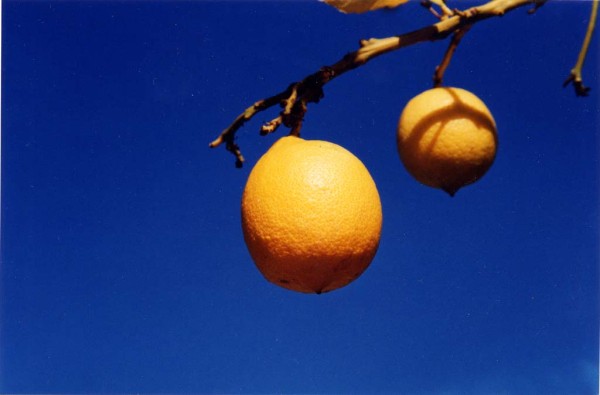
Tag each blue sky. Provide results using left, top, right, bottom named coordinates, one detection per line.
left=1, top=1, right=598, bottom=394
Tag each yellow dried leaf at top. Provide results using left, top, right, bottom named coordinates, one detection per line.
left=321, top=0, right=409, bottom=14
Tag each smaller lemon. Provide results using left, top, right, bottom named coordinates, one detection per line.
left=397, top=87, right=498, bottom=196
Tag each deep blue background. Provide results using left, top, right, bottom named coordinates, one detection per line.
left=2, top=1, right=598, bottom=394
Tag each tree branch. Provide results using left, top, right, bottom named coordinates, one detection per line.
left=210, top=0, right=542, bottom=167
left=563, top=0, right=598, bottom=97
left=208, top=93, right=289, bottom=167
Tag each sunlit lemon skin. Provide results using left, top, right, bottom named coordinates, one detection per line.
left=241, top=136, right=382, bottom=294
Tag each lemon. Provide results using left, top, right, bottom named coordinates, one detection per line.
left=397, top=87, right=497, bottom=196
left=241, top=136, right=382, bottom=294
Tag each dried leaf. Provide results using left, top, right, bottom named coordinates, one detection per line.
left=321, top=0, right=409, bottom=14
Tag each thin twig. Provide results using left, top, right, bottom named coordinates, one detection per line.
left=433, top=24, right=472, bottom=87
left=210, top=0, right=542, bottom=167
left=431, top=0, right=455, bottom=18
left=208, top=93, right=287, bottom=150
left=564, top=0, right=598, bottom=97
left=421, top=0, right=444, bottom=19
left=421, top=0, right=454, bottom=19
left=527, top=0, right=547, bottom=14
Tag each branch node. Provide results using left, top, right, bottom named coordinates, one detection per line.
left=563, top=72, right=592, bottom=97
left=454, top=7, right=479, bottom=18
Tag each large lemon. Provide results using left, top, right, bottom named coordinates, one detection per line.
left=241, top=136, right=382, bottom=294
left=397, top=87, right=498, bottom=196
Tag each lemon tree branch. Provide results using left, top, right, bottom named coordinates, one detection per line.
left=563, top=0, right=598, bottom=97
left=210, top=0, right=552, bottom=167
left=208, top=92, right=291, bottom=167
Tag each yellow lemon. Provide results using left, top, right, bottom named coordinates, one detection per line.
left=397, top=87, right=498, bottom=196
left=241, top=136, right=382, bottom=294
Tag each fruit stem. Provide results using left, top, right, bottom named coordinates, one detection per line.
left=433, top=24, right=472, bottom=87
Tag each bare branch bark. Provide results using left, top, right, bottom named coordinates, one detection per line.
left=564, top=0, right=598, bottom=97
left=209, top=0, right=543, bottom=167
